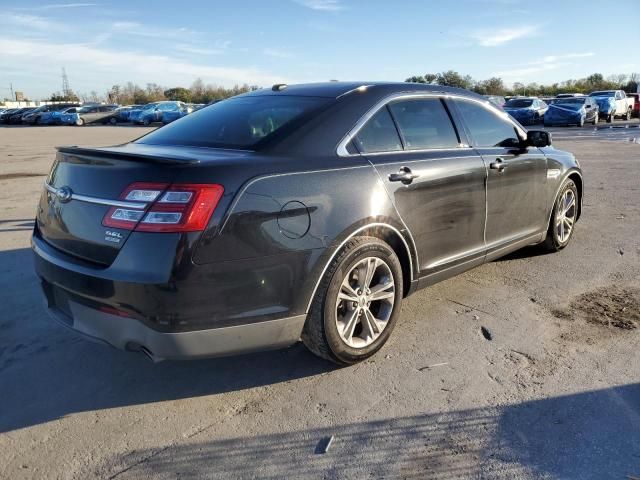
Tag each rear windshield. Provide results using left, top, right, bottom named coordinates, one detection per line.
left=589, top=91, right=614, bottom=97
left=504, top=99, right=533, bottom=108
left=137, top=95, right=331, bottom=149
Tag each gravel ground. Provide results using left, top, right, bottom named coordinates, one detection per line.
left=0, top=124, right=639, bottom=480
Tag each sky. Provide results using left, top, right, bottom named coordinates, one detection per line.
left=1, top=0, right=638, bottom=100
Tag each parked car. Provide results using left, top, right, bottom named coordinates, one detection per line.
left=483, top=95, right=506, bottom=109
left=42, top=106, right=82, bottom=125
left=24, top=103, right=80, bottom=125
left=130, top=101, right=184, bottom=125
left=588, top=90, right=635, bottom=122
left=0, top=108, right=21, bottom=124
left=71, top=104, right=120, bottom=126
left=627, top=93, right=639, bottom=118
left=33, top=82, right=583, bottom=365
left=544, top=96, right=599, bottom=127
left=503, top=97, right=548, bottom=125
left=115, top=105, right=143, bottom=122
left=9, top=107, right=35, bottom=124
left=161, top=104, right=196, bottom=124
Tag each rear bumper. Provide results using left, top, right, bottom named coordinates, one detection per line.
left=43, top=294, right=305, bottom=361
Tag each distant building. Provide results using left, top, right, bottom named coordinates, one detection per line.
left=15, top=91, right=25, bottom=101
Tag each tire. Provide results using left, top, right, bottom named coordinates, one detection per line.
left=578, top=116, right=584, bottom=127
left=302, top=236, right=404, bottom=365
left=540, top=179, right=578, bottom=252
left=143, top=119, right=150, bottom=126
left=625, top=109, right=631, bottom=121
left=110, top=117, right=117, bottom=125
left=75, top=117, right=84, bottom=126
left=592, top=113, right=598, bottom=125
left=607, top=114, right=613, bottom=123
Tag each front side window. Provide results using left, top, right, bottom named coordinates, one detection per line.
left=388, top=99, right=459, bottom=150
left=354, top=107, right=402, bottom=153
left=455, top=100, right=521, bottom=148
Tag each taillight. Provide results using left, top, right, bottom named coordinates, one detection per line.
left=103, top=183, right=224, bottom=233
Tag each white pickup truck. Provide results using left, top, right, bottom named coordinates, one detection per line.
left=588, top=90, right=636, bottom=122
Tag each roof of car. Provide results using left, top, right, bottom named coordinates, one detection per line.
left=244, top=81, right=486, bottom=100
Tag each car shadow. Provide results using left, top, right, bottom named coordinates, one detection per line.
left=0, top=247, right=336, bottom=433
left=102, top=384, right=640, bottom=479
left=492, top=245, right=552, bottom=262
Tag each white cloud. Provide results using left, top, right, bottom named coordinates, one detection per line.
left=0, top=37, right=284, bottom=92
left=263, top=48, right=295, bottom=59
left=174, top=44, right=225, bottom=56
left=111, top=21, right=201, bottom=39
left=496, top=52, right=596, bottom=78
left=0, top=13, right=59, bottom=31
left=292, top=0, right=344, bottom=11
left=18, top=2, right=97, bottom=10
left=528, top=52, right=594, bottom=65
left=470, top=25, right=539, bottom=47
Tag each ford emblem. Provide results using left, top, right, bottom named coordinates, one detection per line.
left=56, top=186, right=73, bottom=203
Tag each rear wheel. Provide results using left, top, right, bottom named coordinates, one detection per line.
left=578, top=116, right=584, bottom=127
left=541, top=179, right=578, bottom=252
left=109, top=117, right=117, bottom=125
left=143, top=119, right=150, bottom=126
left=302, top=236, right=403, bottom=365
left=607, top=113, right=614, bottom=123
left=592, top=113, right=598, bottom=125
left=75, top=117, right=84, bottom=126
left=625, top=109, right=631, bottom=121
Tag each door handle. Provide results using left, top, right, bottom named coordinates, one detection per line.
left=489, top=158, right=507, bottom=172
left=388, top=166, right=419, bottom=185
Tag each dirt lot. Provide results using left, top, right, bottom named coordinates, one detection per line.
left=1, top=124, right=639, bottom=479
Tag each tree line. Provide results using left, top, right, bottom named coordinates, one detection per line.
left=405, top=71, right=639, bottom=97
left=49, top=78, right=260, bottom=105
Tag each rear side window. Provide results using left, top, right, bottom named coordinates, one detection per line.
left=138, top=95, right=330, bottom=149
left=389, top=99, right=459, bottom=149
left=354, top=107, right=402, bottom=153
left=454, top=100, right=520, bottom=148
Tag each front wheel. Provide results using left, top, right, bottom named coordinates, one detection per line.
left=109, top=117, right=117, bottom=125
left=143, top=119, right=150, bottom=126
left=592, top=113, right=598, bottom=125
left=302, top=236, right=403, bottom=365
left=625, top=109, right=631, bottom=121
left=578, top=116, right=585, bottom=127
left=75, top=117, right=84, bottom=126
left=540, top=179, right=578, bottom=252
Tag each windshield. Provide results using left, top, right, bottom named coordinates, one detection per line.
left=137, top=95, right=331, bottom=149
left=589, top=91, right=615, bottom=97
left=78, top=106, right=93, bottom=113
left=504, top=99, right=533, bottom=108
left=556, top=98, right=585, bottom=105
left=142, top=103, right=159, bottom=110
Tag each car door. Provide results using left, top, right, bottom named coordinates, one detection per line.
left=82, top=107, right=100, bottom=123
left=451, top=98, right=548, bottom=259
left=585, top=98, right=596, bottom=122
left=354, top=97, right=487, bottom=279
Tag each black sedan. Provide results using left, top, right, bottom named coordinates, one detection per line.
left=6, top=107, right=35, bottom=124
left=33, top=82, right=583, bottom=364
left=0, top=108, right=21, bottom=124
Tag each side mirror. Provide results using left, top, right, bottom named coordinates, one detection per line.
left=526, top=130, right=552, bottom=148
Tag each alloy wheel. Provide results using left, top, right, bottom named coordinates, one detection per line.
left=556, top=188, right=576, bottom=243
left=335, top=256, right=395, bottom=348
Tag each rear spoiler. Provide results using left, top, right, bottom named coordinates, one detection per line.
left=56, top=146, right=200, bottom=165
